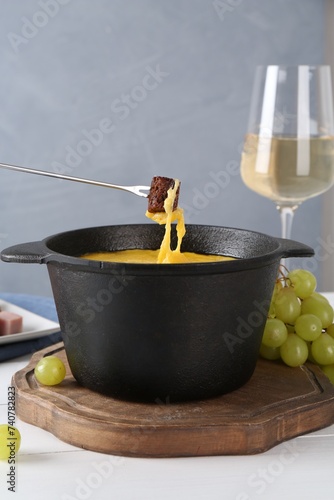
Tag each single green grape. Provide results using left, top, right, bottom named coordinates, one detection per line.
left=262, top=318, right=288, bottom=348
left=294, top=314, right=322, bottom=342
left=311, top=333, right=334, bottom=365
left=280, top=333, right=308, bottom=367
left=287, top=269, right=317, bottom=299
left=301, top=295, right=334, bottom=328
left=321, top=364, right=334, bottom=385
left=274, top=287, right=301, bottom=325
left=0, top=425, right=21, bottom=460
left=259, top=343, right=281, bottom=361
left=34, top=355, right=66, bottom=386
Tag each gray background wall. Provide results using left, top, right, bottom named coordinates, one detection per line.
left=0, top=0, right=327, bottom=296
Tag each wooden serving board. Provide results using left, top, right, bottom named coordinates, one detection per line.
left=12, top=342, right=334, bottom=457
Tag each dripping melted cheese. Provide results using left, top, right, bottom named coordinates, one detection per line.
left=145, top=179, right=188, bottom=263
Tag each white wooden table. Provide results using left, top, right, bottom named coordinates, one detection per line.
left=1, top=295, right=334, bottom=500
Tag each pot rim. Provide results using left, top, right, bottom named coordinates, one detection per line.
left=1, top=223, right=314, bottom=276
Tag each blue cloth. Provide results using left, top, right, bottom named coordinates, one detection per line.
left=0, top=293, right=62, bottom=362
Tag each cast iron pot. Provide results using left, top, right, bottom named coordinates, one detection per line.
left=1, top=224, right=314, bottom=403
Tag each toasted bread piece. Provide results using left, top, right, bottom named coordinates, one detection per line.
left=147, top=176, right=180, bottom=213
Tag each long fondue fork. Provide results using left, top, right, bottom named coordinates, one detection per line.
left=0, top=162, right=150, bottom=198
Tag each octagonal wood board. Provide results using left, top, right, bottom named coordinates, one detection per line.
left=11, top=342, right=334, bottom=457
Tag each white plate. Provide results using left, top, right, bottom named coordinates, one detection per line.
left=0, top=299, right=60, bottom=345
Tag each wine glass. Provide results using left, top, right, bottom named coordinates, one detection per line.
left=240, top=65, right=334, bottom=240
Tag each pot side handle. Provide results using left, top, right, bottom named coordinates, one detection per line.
left=1, top=241, right=51, bottom=264
left=277, top=237, right=315, bottom=259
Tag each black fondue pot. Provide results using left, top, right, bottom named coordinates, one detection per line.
left=1, top=224, right=314, bottom=402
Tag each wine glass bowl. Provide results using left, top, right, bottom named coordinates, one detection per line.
left=240, top=65, right=334, bottom=239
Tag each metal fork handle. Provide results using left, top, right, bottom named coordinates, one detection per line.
left=0, top=162, right=150, bottom=198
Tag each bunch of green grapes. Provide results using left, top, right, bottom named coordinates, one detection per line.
left=260, top=268, right=334, bottom=384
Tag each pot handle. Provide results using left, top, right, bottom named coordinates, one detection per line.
left=277, top=237, right=314, bottom=258
left=1, top=241, right=51, bottom=264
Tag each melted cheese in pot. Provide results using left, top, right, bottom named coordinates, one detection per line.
left=83, top=249, right=232, bottom=264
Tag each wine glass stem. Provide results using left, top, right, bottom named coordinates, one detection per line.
left=277, top=205, right=297, bottom=269
left=278, top=206, right=295, bottom=240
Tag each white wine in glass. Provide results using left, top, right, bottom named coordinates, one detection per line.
left=241, top=65, right=334, bottom=239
